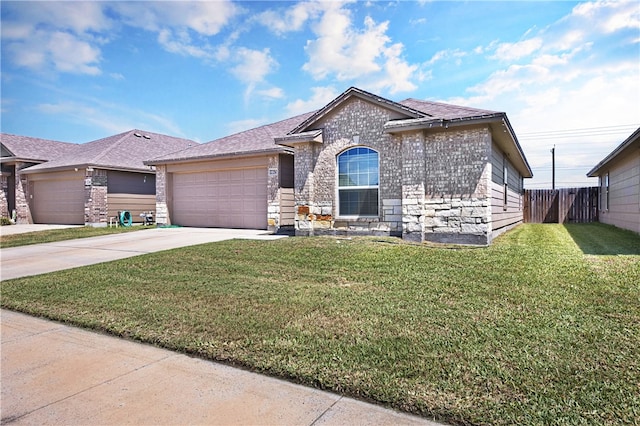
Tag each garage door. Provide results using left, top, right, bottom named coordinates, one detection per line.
left=31, top=178, right=84, bottom=224
left=171, top=168, right=268, bottom=229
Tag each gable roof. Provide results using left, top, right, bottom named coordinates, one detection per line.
left=587, top=127, right=640, bottom=177
left=147, top=86, right=532, bottom=178
left=22, top=129, right=197, bottom=174
left=289, top=87, right=427, bottom=134
left=1, top=133, right=78, bottom=163
left=146, top=111, right=315, bottom=165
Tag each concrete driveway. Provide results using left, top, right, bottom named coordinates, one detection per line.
left=0, top=227, right=285, bottom=281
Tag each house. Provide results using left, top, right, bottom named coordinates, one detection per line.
left=147, top=87, right=532, bottom=245
left=587, top=127, right=640, bottom=234
left=1, top=134, right=77, bottom=221
left=1, top=130, right=196, bottom=226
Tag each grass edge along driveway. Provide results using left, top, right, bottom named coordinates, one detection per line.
left=2, top=223, right=639, bottom=425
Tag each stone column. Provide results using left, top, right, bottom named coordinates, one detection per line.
left=294, top=143, right=316, bottom=236
left=0, top=172, right=9, bottom=218
left=401, top=131, right=426, bottom=242
left=15, top=162, right=33, bottom=224
left=267, top=154, right=281, bottom=233
left=155, top=165, right=170, bottom=226
left=84, top=168, right=108, bottom=226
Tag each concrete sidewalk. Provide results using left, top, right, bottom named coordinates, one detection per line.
left=0, top=227, right=285, bottom=281
left=1, top=310, right=440, bottom=425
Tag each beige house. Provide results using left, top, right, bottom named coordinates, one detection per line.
left=587, top=127, right=640, bottom=234
left=148, top=87, right=532, bottom=245
left=1, top=130, right=196, bottom=226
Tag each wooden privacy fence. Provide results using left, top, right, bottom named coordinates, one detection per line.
left=524, top=187, right=599, bottom=224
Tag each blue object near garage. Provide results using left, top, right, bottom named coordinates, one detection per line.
left=118, top=210, right=132, bottom=227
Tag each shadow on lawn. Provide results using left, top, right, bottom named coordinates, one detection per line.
left=564, top=223, right=640, bottom=256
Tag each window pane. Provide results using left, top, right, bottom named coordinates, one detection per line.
left=337, top=147, right=379, bottom=188
left=339, top=189, right=379, bottom=216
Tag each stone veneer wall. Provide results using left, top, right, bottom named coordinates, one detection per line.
left=84, top=168, right=108, bottom=226
left=422, top=127, right=492, bottom=245
left=0, top=172, right=9, bottom=218
left=292, top=98, right=494, bottom=244
left=15, top=162, right=33, bottom=224
left=154, top=165, right=170, bottom=226
left=294, top=97, right=404, bottom=236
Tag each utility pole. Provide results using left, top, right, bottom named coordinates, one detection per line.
left=551, top=145, right=556, bottom=190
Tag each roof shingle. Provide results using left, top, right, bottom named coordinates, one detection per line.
left=23, top=130, right=197, bottom=173
left=1, top=133, right=78, bottom=163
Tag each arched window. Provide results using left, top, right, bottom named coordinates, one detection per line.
left=337, top=147, right=379, bottom=216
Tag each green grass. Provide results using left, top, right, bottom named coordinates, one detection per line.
left=2, top=223, right=639, bottom=425
left=0, top=225, right=150, bottom=248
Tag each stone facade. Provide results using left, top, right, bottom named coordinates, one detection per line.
left=15, top=162, right=33, bottom=224
left=84, top=168, right=108, bottom=226
left=154, top=165, right=170, bottom=226
left=290, top=98, right=499, bottom=245
left=0, top=172, right=9, bottom=218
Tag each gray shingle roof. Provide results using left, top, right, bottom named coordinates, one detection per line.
left=23, top=130, right=197, bottom=173
left=1, top=133, right=78, bottom=163
left=146, top=88, right=510, bottom=166
left=147, top=112, right=316, bottom=164
left=398, top=98, right=499, bottom=120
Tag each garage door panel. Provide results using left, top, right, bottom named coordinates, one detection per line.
left=171, top=168, right=267, bottom=229
left=32, top=179, right=84, bottom=224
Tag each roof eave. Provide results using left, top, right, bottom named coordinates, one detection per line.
left=274, top=130, right=324, bottom=147
left=145, top=146, right=293, bottom=166
left=20, top=163, right=155, bottom=174
left=587, top=127, right=640, bottom=177
left=289, top=87, right=427, bottom=135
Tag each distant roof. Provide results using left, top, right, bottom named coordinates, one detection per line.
left=1, top=133, right=78, bottom=163
left=146, top=112, right=315, bottom=165
left=587, top=127, right=640, bottom=177
left=22, top=130, right=197, bottom=173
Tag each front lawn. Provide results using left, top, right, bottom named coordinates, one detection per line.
left=2, top=223, right=639, bottom=425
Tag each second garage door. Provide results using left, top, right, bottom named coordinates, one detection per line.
left=171, top=167, right=268, bottom=229
left=31, top=177, right=85, bottom=224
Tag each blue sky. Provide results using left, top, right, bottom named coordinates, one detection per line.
left=1, top=1, right=639, bottom=188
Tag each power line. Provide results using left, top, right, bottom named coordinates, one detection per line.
left=518, top=124, right=639, bottom=141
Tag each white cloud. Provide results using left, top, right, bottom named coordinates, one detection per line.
left=286, top=86, right=340, bottom=116
left=157, top=29, right=213, bottom=59
left=256, top=1, right=321, bottom=35
left=492, top=38, right=543, bottom=61
left=47, top=32, right=102, bottom=75
left=442, top=1, right=640, bottom=188
left=1, top=2, right=108, bottom=75
left=231, top=48, right=278, bottom=84
left=111, top=1, right=239, bottom=36
left=299, top=3, right=418, bottom=94
left=257, top=87, right=285, bottom=99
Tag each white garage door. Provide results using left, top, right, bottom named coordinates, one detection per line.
left=171, top=168, right=268, bottom=229
left=32, top=178, right=85, bottom=224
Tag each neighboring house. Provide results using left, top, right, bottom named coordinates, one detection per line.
left=1, top=134, right=78, bottom=220
left=1, top=130, right=196, bottom=226
left=147, top=87, right=532, bottom=245
left=587, top=127, right=640, bottom=234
